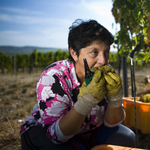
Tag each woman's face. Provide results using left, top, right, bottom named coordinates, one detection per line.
left=70, top=40, right=110, bottom=83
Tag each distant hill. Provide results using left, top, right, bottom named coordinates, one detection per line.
left=0, top=46, right=68, bottom=55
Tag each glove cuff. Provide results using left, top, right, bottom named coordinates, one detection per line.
left=74, top=93, right=98, bottom=116
left=107, top=88, right=123, bottom=108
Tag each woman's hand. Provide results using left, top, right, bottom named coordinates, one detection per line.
left=104, top=71, right=123, bottom=107
left=79, top=69, right=106, bottom=100
left=74, top=70, right=106, bottom=115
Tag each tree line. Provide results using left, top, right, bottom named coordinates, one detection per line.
left=0, top=49, right=149, bottom=74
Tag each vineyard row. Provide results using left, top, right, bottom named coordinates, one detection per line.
left=0, top=49, right=150, bottom=74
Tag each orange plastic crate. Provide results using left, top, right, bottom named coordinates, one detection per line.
left=123, top=97, right=150, bottom=134
left=91, top=144, right=145, bottom=150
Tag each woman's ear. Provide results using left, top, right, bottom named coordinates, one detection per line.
left=69, top=48, right=78, bottom=62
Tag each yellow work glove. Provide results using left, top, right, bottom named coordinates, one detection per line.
left=104, top=71, right=123, bottom=108
left=74, top=70, right=106, bottom=116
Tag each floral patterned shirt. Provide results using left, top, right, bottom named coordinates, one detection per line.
left=20, top=59, right=107, bottom=144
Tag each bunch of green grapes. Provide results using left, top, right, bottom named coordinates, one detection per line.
left=140, top=94, right=150, bottom=103
left=98, top=65, right=114, bottom=74
left=91, top=65, right=114, bottom=74
left=91, top=65, right=120, bottom=87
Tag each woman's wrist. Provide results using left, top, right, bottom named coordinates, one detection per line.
left=74, top=93, right=99, bottom=116
left=107, top=88, right=123, bottom=108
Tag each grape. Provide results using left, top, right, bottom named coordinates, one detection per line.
left=98, top=65, right=114, bottom=74
left=140, top=94, right=150, bottom=103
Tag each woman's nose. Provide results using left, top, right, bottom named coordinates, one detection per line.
left=97, top=53, right=106, bottom=65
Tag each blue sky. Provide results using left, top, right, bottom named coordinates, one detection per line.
left=0, top=0, right=119, bottom=50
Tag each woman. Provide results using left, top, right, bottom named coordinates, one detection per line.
left=21, top=19, right=136, bottom=150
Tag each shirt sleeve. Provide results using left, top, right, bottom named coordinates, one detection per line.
left=36, top=72, right=74, bottom=144
left=46, top=118, right=74, bottom=144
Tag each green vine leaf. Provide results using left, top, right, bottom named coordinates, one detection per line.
left=141, top=0, right=150, bottom=16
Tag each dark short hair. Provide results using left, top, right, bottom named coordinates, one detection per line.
left=68, top=19, right=114, bottom=62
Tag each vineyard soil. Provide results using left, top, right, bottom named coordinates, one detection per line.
left=0, top=68, right=150, bottom=150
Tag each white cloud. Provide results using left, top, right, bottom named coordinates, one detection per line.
left=81, top=0, right=113, bottom=18
left=0, top=30, right=22, bottom=34
left=0, top=14, right=12, bottom=22
left=0, top=13, right=40, bottom=24
left=0, top=6, right=43, bottom=15
left=0, top=13, right=71, bottom=26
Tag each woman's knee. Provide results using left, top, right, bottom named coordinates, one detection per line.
left=105, top=124, right=136, bottom=147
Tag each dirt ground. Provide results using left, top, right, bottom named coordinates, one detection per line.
left=0, top=67, right=150, bottom=150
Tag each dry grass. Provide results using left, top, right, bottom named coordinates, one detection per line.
left=0, top=68, right=150, bottom=150
left=0, top=73, right=39, bottom=150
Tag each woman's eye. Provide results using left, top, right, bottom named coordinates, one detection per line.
left=91, top=51, right=98, bottom=55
